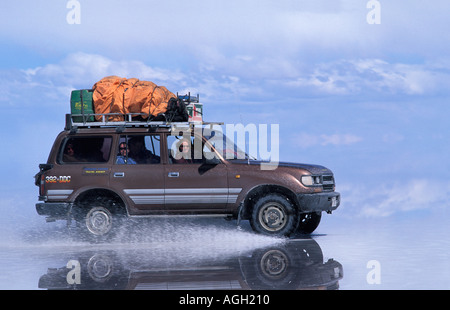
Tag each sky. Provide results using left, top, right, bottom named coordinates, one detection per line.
left=0, top=0, right=449, bottom=221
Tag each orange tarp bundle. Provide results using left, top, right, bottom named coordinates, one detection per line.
left=92, top=76, right=175, bottom=121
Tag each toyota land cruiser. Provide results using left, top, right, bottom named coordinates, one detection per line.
left=35, top=114, right=340, bottom=239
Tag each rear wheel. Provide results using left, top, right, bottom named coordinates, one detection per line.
left=73, top=195, right=125, bottom=241
left=85, top=206, right=113, bottom=237
left=250, top=194, right=298, bottom=237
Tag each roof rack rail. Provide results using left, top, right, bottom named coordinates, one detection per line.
left=64, top=113, right=223, bottom=131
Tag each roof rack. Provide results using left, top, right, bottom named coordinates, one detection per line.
left=65, top=113, right=223, bottom=132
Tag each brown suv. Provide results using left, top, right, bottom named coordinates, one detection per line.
left=35, top=115, right=340, bottom=239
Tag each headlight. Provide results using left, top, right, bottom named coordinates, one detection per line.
left=301, top=175, right=321, bottom=186
left=301, top=175, right=314, bottom=186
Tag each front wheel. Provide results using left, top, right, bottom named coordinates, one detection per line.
left=297, top=212, right=322, bottom=234
left=250, top=194, right=298, bottom=237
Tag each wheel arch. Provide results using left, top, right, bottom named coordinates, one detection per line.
left=239, top=184, right=299, bottom=220
left=72, top=188, right=128, bottom=216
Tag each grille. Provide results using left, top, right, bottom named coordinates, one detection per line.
left=322, top=175, right=335, bottom=191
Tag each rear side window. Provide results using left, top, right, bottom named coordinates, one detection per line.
left=59, top=136, right=112, bottom=164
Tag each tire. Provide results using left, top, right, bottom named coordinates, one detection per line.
left=250, top=194, right=298, bottom=237
left=239, top=246, right=299, bottom=289
left=74, top=196, right=125, bottom=241
left=85, top=206, right=114, bottom=237
left=297, top=212, right=322, bottom=234
left=239, top=240, right=323, bottom=289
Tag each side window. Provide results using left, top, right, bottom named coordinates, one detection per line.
left=167, top=135, right=202, bottom=164
left=116, top=135, right=161, bottom=164
left=60, top=136, right=112, bottom=164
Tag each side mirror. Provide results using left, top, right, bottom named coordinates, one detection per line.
left=203, top=157, right=221, bottom=165
left=199, top=156, right=221, bottom=175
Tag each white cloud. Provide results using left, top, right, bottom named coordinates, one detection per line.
left=3, top=0, right=450, bottom=62
left=23, top=52, right=186, bottom=87
left=2, top=52, right=271, bottom=107
left=1, top=53, right=189, bottom=107
left=1, top=1, right=348, bottom=54
left=340, top=179, right=450, bottom=218
left=187, top=50, right=450, bottom=99
left=287, top=59, right=450, bottom=95
left=4, top=52, right=450, bottom=113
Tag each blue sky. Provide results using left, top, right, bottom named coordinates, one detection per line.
left=1, top=0, right=449, bottom=220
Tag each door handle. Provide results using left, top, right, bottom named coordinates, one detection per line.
left=114, top=172, right=125, bottom=178
left=168, top=172, right=179, bottom=178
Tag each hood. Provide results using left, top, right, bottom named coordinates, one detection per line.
left=229, top=160, right=333, bottom=175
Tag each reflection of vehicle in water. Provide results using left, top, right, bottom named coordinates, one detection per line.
left=38, top=239, right=343, bottom=290
left=239, top=239, right=342, bottom=290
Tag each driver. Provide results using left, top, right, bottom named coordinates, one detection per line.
left=128, top=136, right=160, bottom=164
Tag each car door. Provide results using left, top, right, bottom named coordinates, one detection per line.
left=164, top=133, right=229, bottom=213
left=109, top=134, right=165, bottom=215
left=54, top=135, right=113, bottom=202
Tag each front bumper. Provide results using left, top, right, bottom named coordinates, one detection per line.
left=36, top=202, right=72, bottom=218
left=296, top=192, right=340, bottom=213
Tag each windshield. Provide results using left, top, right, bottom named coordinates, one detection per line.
left=203, top=130, right=256, bottom=161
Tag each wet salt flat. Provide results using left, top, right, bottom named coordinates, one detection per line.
left=319, top=212, right=450, bottom=289
left=0, top=208, right=449, bottom=290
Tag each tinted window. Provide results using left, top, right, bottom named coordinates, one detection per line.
left=116, top=135, right=161, bottom=164
left=60, top=136, right=112, bottom=163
